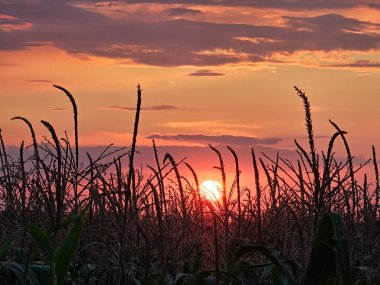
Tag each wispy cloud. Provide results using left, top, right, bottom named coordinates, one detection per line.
left=50, top=108, right=67, bottom=112
left=0, top=14, right=31, bottom=31
left=326, top=60, right=380, bottom=68
left=188, top=69, right=226, bottom=76
left=27, top=79, right=53, bottom=83
left=146, top=134, right=281, bottom=146
left=101, top=105, right=181, bottom=111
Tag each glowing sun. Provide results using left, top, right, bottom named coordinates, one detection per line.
left=200, top=180, right=222, bottom=201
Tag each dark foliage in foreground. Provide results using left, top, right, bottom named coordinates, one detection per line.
left=0, top=85, right=379, bottom=284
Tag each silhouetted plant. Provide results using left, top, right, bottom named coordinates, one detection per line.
left=0, top=84, right=379, bottom=285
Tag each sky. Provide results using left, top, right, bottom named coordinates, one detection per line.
left=1, top=0, right=380, bottom=185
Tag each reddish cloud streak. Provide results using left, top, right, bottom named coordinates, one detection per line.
left=102, top=105, right=181, bottom=111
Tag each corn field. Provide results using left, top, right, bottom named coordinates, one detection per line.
left=0, top=85, right=379, bottom=284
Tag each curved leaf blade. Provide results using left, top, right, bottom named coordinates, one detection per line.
left=54, top=214, right=83, bottom=285
left=0, top=228, right=22, bottom=260
left=27, top=224, right=54, bottom=262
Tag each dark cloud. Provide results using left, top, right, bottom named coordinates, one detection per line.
left=103, top=105, right=181, bottom=111
left=0, top=2, right=104, bottom=23
left=327, top=60, right=380, bottom=68
left=284, top=14, right=380, bottom=33
left=1, top=2, right=379, bottom=66
left=166, top=7, right=202, bottom=16
left=279, top=14, right=380, bottom=51
left=111, top=0, right=379, bottom=10
left=368, top=3, right=380, bottom=9
left=188, top=69, right=226, bottom=76
left=146, top=134, right=281, bottom=146
left=95, top=3, right=117, bottom=8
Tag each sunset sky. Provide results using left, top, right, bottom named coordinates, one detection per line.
left=1, top=1, right=380, bottom=183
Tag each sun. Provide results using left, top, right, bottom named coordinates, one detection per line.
left=200, top=180, right=222, bottom=201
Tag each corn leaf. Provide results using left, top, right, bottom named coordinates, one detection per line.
left=53, top=213, right=83, bottom=285
left=224, top=245, right=297, bottom=285
left=0, top=262, right=39, bottom=285
left=27, top=224, right=54, bottom=262
left=0, top=228, right=22, bottom=260
left=303, top=213, right=340, bottom=285
left=30, top=263, right=52, bottom=285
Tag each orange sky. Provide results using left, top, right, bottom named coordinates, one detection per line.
left=1, top=1, right=380, bottom=184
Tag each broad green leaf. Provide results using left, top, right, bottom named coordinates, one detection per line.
left=336, top=237, right=352, bottom=285
left=322, top=212, right=352, bottom=284
left=273, top=266, right=289, bottom=285
left=303, top=213, right=339, bottom=285
left=130, top=276, right=142, bottom=285
left=224, top=245, right=297, bottom=285
left=0, top=228, right=22, bottom=260
left=30, top=263, right=52, bottom=285
left=0, top=262, right=39, bottom=285
left=27, top=224, right=54, bottom=262
left=355, top=266, right=374, bottom=284
left=54, top=213, right=84, bottom=285
left=196, top=270, right=212, bottom=285
left=174, top=272, right=187, bottom=284
left=260, top=263, right=275, bottom=282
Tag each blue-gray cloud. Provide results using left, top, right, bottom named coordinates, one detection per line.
left=146, top=134, right=282, bottom=146
left=166, top=7, right=202, bottom=16
left=188, top=70, right=226, bottom=76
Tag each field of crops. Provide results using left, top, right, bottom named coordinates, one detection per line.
left=0, top=85, right=379, bottom=284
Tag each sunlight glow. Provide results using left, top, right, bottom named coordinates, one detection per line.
left=200, top=180, right=222, bottom=201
